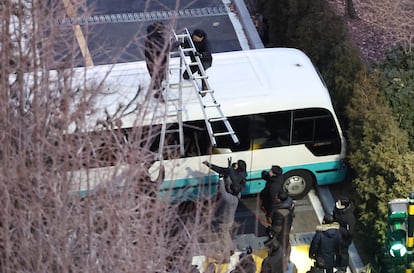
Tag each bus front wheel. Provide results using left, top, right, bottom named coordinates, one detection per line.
left=282, top=170, right=313, bottom=200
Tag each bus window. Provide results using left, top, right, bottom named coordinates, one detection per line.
left=216, top=115, right=251, bottom=152
left=183, top=120, right=211, bottom=157
left=250, top=111, right=291, bottom=149
left=292, top=108, right=341, bottom=156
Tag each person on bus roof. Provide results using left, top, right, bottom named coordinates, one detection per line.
left=183, top=29, right=212, bottom=94
left=144, top=21, right=169, bottom=98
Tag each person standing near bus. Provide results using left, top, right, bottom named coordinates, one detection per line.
left=203, top=158, right=247, bottom=196
left=333, top=197, right=355, bottom=273
left=144, top=21, right=169, bottom=98
left=270, top=192, right=294, bottom=271
left=309, top=213, right=342, bottom=273
left=260, top=165, right=284, bottom=224
left=210, top=177, right=240, bottom=263
left=183, top=29, right=212, bottom=94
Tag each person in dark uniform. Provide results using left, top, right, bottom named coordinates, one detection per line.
left=203, top=158, right=247, bottom=196
left=260, top=165, right=284, bottom=224
left=270, top=192, right=294, bottom=271
left=144, top=21, right=169, bottom=96
left=333, top=197, right=356, bottom=273
left=183, top=29, right=212, bottom=93
left=309, top=214, right=342, bottom=273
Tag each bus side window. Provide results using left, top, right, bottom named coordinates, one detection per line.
left=249, top=116, right=272, bottom=150
left=251, top=111, right=291, bottom=149
left=292, top=108, right=342, bottom=155
left=216, top=116, right=251, bottom=152
left=183, top=121, right=211, bottom=157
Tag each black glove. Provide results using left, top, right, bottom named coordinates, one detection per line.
left=261, top=170, right=269, bottom=180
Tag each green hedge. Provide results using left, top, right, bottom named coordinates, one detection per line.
left=256, top=1, right=414, bottom=268
left=346, top=69, right=414, bottom=271
left=375, top=46, right=414, bottom=150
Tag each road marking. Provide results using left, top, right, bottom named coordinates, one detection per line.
left=62, top=0, right=94, bottom=67
left=58, top=5, right=230, bottom=25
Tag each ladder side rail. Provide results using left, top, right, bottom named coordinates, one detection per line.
left=157, top=50, right=171, bottom=163
left=170, top=30, right=186, bottom=156
left=177, top=54, right=185, bottom=156
left=199, top=100, right=218, bottom=148
left=212, top=107, right=240, bottom=145
left=157, top=31, right=187, bottom=160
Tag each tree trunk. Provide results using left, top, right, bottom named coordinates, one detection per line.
left=345, top=0, right=358, bottom=19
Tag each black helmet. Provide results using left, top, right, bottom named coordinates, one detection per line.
left=237, top=160, right=247, bottom=172
left=323, top=213, right=334, bottom=224
left=192, top=29, right=206, bottom=38
left=270, top=165, right=282, bottom=176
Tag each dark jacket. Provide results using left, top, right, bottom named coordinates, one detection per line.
left=309, top=222, right=341, bottom=269
left=271, top=196, right=294, bottom=231
left=333, top=202, right=355, bottom=247
left=207, top=160, right=247, bottom=194
left=260, top=243, right=284, bottom=273
left=144, top=24, right=168, bottom=76
left=260, top=171, right=284, bottom=215
left=185, top=29, right=212, bottom=68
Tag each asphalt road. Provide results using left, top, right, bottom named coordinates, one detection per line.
left=226, top=190, right=322, bottom=273
left=53, top=0, right=243, bottom=68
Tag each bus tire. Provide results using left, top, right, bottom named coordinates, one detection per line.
left=282, top=170, right=313, bottom=200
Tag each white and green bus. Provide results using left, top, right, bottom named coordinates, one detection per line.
left=66, top=47, right=348, bottom=201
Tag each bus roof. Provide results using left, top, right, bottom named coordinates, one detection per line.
left=66, top=48, right=335, bottom=132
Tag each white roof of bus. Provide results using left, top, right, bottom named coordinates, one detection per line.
left=66, top=48, right=334, bottom=132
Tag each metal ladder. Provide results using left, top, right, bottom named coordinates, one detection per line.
left=171, top=28, right=239, bottom=147
left=156, top=39, right=185, bottom=161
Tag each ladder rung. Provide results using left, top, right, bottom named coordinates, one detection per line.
left=175, top=34, right=190, bottom=39
left=188, top=62, right=200, bottom=66
left=193, top=75, right=208, bottom=80
left=156, top=110, right=181, bottom=119
left=209, top=117, right=227, bottom=122
left=213, top=131, right=236, bottom=137
left=203, top=103, right=220, bottom=108
left=166, top=128, right=180, bottom=134
left=164, top=144, right=181, bottom=150
left=199, top=89, right=213, bottom=95
left=169, top=83, right=193, bottom=88
left=182, top=48, right=195, bottom=53
left=166, top=97, right=179, bottom=102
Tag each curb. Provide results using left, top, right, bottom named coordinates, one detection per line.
left=230, top=0, right=264, bottom=49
